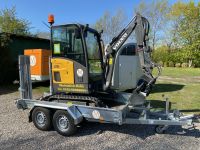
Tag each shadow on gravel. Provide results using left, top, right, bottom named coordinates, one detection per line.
left=76, top=123, right=156, bottom=139
left=73, top=122, right=200, bottom=139
left=0, top=84, right=18, bottom=95
left=151, top=84, right=184, bottom=93
left=0, top=81, right=49, bottom=96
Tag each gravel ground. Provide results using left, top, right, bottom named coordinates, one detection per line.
left=0, top=88, right=199, bottom=150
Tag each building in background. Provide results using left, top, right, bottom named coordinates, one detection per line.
left=0, top=33, right=50, bottom=84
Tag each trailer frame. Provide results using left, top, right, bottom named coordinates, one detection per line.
left=16, top=55, right=199, bottom=136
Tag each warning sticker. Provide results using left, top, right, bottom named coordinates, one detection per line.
left=30, top=55, right=36, bottom=66
left=92, top=110, right=100, bottom=119
left=54, top=44, right=61, bottom=54
left=77, top=69, right=83, bottom=77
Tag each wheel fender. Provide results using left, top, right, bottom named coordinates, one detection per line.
left=67, top=106, right=83, bottom=125
left=28, top=107, right=35, bottom=122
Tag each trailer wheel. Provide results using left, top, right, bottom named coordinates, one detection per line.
left=53, top=110, right=77, bottom=136
left=32, top=107, right=52, bottom=131
left=155, top=125, right=168, bottom=134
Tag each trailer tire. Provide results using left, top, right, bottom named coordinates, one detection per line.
left=53, top=110, right=77, bottom=136
left=32, top=107, right=52, bottom=131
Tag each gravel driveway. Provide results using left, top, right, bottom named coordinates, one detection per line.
left=0, top=88, right=199, bottom=150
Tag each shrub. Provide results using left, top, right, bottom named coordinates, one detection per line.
left=175, top=63, right=181, bottom=67
left=190, top=64, right=195, bottom=68
left=158, top=61, right=164, bottom=67
left=181, top=63, right=188, bottom=68
left=168, top=61, right=174, bottom=67
left=152, top=46, right=169, bottom=63
left=164, top=62, right=168, bottom=67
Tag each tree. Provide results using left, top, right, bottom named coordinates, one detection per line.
left=94, top=9, right=127, bottom=44
left=169, top=1, right=200, bottom=67
left=0, top=7, right=31, bottom=83
left=135, top=0, right=170, bottom=50
left=0, top=7, right=31, bottom=35
left=152, top=45, right=169, bottom=63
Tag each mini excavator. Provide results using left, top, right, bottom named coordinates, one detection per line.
left=47, top=13, right=160, bottom=107
left=17, top=13, right=198, bottom=136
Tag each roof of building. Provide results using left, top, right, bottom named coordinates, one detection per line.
left=0, top=32, right=50, bottom=42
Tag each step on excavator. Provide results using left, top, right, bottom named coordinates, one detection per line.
left=16, top=13, right=199, bottom=136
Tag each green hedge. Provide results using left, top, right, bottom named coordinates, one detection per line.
left=152, top=46, right=200, bottom=68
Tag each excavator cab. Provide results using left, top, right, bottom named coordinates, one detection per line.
left=51, top=24, right=104, bottom=94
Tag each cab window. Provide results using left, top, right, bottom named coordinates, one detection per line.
left=52, top=25, right=85, bottom=65
left=85, top=31, right=102, bottom=74
left=120, top=45, right=136, bottom=56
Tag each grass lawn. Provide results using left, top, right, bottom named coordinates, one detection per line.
left=149, top=67, right=200, bottom=114
left=153, top=67, right=200, bottom=78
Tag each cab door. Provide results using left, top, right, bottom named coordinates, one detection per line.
left=84, top=29, right=104, bottom=92
left=51, top=24, right=89, bottom=94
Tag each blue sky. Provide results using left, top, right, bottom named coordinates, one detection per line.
left=0, top=0, right=198, bottom=33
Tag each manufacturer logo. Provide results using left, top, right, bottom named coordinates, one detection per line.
left=30, top=55, right=36, bottom=66
left=113, top=33, right=128, bottom=50
left=77, top=69, right=83, bottom=77
left=92, top=110, right=100, bottom=119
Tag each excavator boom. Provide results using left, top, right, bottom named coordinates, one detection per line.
left=104, top=13, right=160, bottom=94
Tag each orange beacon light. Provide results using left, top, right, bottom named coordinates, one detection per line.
left=48, top=14, right=54, bottom=25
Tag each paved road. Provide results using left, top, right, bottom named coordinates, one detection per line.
left=0, top=89, right=199, bottom=150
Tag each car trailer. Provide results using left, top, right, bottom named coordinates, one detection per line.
left=16, top=56, right=200, bottom=136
